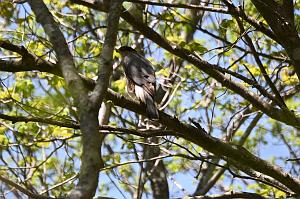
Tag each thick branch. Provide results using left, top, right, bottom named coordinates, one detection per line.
left=0, top=40, right=31, bottom=56
left=0, top=40, right=61, bottom=76
left=0, top=113, right=79, bottom=129
left=182, top=191, right=273, bottom=199
left=0, top=175, right=57, bottom=199
left=125, top=0, right=228, bottom=13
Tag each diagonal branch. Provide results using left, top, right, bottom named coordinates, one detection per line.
left=233, top=11, right=287, bottom=109
left=0, top=175, right=58, bottom=199
left=0, top=40, right=61, bottom=76
left=0, top=40, right=31, bottom=56
left=183, top=191, right=274, bottom=199
left=124, top=0, right=228, bottom=13
left=0, top=113, right=79, bottom=129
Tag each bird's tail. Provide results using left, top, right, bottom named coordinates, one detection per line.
left=144, top=92, right=159, bottom=120
left=135, top=85, right=159, bottom=120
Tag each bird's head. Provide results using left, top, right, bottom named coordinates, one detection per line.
left=116, top=46, right=136, bottom=56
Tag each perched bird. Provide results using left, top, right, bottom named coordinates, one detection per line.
left=117, top=46, right=159, bottom=120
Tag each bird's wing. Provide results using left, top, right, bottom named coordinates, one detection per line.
left=123, top=53, right=156, bottom=97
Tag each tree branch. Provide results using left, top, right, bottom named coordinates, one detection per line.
left=0, top=113, right=177, bottom=138
left=0, top=175, right=58, bottom=199
left=0, top=40, right=61, bottom=76
left=0, top=113, right=79, bottom=128
left=124, top=0, right=228, bottom=14
left=182, top=191, right=273, bottom=199
left=234, top=10, right=287, bottom=109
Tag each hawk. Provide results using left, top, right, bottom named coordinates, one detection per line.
left=117, top=46, right=159, bottom=120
